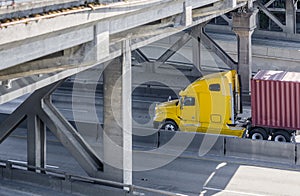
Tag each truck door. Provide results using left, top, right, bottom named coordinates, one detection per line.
left=180, top=96, right=198, bottom=131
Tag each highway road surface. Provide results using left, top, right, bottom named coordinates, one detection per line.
left=0, top=136, right=300, bottom=196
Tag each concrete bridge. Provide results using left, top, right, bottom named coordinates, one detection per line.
left=0, top=0, right=253, bottom=102
left=0, top=0, right=267, bottom=192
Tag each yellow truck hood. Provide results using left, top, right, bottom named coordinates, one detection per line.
left=157, top=99, right=178, bottom=108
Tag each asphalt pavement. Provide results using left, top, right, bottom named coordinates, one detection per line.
left=1, top=136, right=300, bottom=196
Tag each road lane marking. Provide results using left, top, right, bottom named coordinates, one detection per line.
left=203, top=162, right=227, bottom=187
left=216, top=162, right=227, bottom=170
left=202, top=186, right=266, bottom=196
left=203, top=171, right=215, bottom=187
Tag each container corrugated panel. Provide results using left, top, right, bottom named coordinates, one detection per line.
left=251, top=70, right=300, bottom=130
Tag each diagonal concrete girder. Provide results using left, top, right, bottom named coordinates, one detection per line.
left=200, top=30, right=238, bottom=70
left=0, top=81, right=104, bottom=177
left=157, top=32, right=192, bottom=63
left=255, top=1, right=286, bottom=31
left=40, top=98, right=103, bottom=176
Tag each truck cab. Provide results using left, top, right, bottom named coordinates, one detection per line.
left=153, top=70, right=246, bottom=137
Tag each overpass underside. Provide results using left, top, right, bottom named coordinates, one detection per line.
left=208, top=0, right=300, bottom=39
left=0, top=0, right=256, bottom=190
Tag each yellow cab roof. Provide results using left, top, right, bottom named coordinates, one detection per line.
left=180, top=70, right=235, bottom=96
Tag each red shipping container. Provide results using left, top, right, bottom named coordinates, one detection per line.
left=251, top=70, right=300, bottom=130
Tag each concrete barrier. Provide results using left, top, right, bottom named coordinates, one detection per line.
left=193, top=134, right=224, bottom=156
left=295, top=143, right=300, bottom=166
left=158, top=131, right=224, bottom=156
left=225, top=137, right=296, bottom=165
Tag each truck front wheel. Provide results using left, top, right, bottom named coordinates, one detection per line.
left=249, top=128, right=268, bottom=140
left=272, top=131, right=291, bottom=142
left=162, top=121, right=178, bottom=132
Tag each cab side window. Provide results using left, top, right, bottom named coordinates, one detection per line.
left=183, top=97, right=195, bottom=106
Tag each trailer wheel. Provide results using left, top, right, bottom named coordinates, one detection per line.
left=249, top=128, right=268, bottom=140
left=162, top=120, right=178, bottom=132
left=272, top=131, right=291, bottom=142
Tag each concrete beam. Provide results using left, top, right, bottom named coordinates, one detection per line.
left=0, top=57, right=81, bottom=81
left=0, top=1, right=247, bottom=104
left=192, top=1, right=231, bottom=18
left=110, top=22, right=175, bottom=43
left=264, top=0, right=276, bottom=8
left=221, top=14, right=232, bottom=25
left=0, top=0, right=223, bottom=45
left=0, top=26, right=93, bottom=70
left=0, top=66, right=94, bottom=105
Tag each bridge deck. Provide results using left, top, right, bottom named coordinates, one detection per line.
left=0, top=0, right=246, bottom=104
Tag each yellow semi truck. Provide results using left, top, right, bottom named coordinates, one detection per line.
left=153, top=70, right=299, bottom=142
left=153, top=70, right=246, bottom=138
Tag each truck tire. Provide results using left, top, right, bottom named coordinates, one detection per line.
left=272, top=131, right=291, bottom=142
left=162, top=121, right=178, bottom=132
left=249, top=128, right=268, bottom=140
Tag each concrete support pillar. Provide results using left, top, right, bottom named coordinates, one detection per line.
left=103, top=40, right=132, bottom=184
left=27, top=114, right=46, bottom=172
left=286, top=0, right=297, bottom=34
left=232, top=9, right=258, bottom=95
left=191, top=25, right=202, bottom=71
left=122, top=39, right=132, bottom=186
